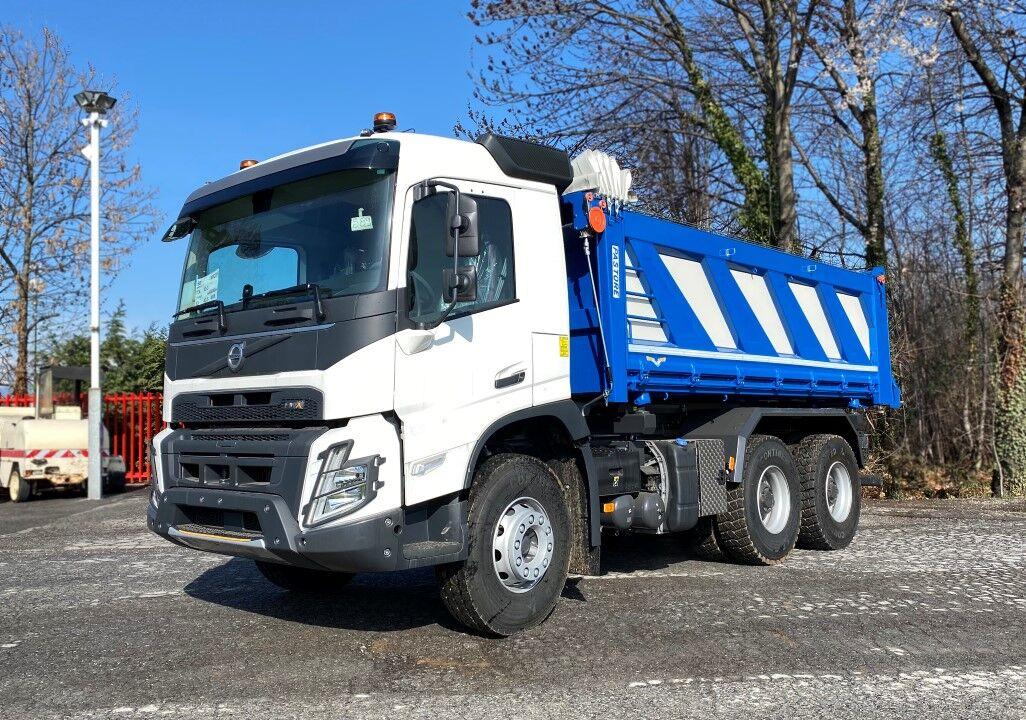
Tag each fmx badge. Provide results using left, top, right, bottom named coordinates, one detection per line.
left=610, top=245, right=621, bottom=299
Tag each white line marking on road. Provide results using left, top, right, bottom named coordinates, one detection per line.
left=627, top=667, right=1026, bottom=691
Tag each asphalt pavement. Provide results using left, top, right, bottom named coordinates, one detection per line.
left=0, top=490, right=1023, bottom=719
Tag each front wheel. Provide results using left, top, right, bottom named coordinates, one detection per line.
left=437, top=453, right=571, bottom=636
left=8, top=469, right=30, bottom=503
left=254, top=560, right=355, bottom=593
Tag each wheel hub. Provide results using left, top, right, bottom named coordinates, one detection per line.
left=825, top=461, right=853, bottom=522
left=492, top=497, right=553, bottom=593
left=757, top=465, right=790, bottom=534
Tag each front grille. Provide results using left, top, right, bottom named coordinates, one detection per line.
left=178, top=455, right=276, bottom=487
left=171, top=387, right=322, bottom=424
left=179, top=505, right=263, bottom=536
left=175, top=523, right=262, bottom=541
left=191, top=432, right=290, bottom=442
left=160, top=425, right=326, bottom=516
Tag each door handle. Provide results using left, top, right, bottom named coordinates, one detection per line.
left=494, top=370, right=526, bottom=389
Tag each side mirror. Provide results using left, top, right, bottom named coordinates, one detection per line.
left=446, top=193, right=479, bottom=258
left=161, top=216, right=196, bottom=242
left=442, top=266, right=477, bottom=303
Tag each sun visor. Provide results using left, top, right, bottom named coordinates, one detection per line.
left=177, top=139, right=399, bottom=218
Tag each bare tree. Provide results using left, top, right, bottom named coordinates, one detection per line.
left=468, top=0, right=820, bottom=247
left=937, top=2, right=1026, bottom=493
left=0, top=27, right=156, bottom=394
left=702, top=0, right=820, bottom=250
left=795, top=0, right=908, bottom=267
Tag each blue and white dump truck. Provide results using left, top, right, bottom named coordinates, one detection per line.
left=149, top=113, right=900, bottom=635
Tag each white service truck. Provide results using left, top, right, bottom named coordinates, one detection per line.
left=1, top=406, right=125, bottom=502
left=149, top=113, right=898, bottom=635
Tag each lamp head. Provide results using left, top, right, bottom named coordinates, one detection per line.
left=74, top=90, right=117, bottom=115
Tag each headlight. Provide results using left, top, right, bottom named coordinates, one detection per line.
left=305, top=442, right=380, bottom=527
left=149, top=461, right=160, bottom=508
left=149, top=440, right=163, bottom=508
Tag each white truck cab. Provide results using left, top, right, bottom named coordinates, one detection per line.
left=150, top=119, right=584, bottom=634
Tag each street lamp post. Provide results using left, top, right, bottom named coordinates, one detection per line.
left=75, top=90, right=116, bottom=501
left=29, top=278, right=45, bottom=420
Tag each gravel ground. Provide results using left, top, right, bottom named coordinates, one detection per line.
left=0, top=491, right=1023, bottom=719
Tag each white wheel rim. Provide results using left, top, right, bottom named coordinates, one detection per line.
left=757, top=465, right=790, bottom=534
left=492, top=496, right=553, bottom=593
left=825, top=461, right=853, bottom=522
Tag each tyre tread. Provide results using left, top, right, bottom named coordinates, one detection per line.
left=716, top=435, right=795, bottom=566
left=793, top=433, right=860, bottom=551
left=436, top=453, right=544, bottom=636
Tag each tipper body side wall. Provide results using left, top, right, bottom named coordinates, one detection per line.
left=563, top=191, right=900, bottom=409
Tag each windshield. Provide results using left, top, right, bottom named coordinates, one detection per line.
left=176, top=168, right=395, bottom=314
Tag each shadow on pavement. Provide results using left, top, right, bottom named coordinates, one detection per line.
left=183, top=532, right=711, bottom=632
left=183, top=557, right=460, bottom=633
left=599, top=530, right=710, bottom=573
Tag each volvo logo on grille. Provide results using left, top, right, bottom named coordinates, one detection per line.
left=227, top=342, right=245, bottom=372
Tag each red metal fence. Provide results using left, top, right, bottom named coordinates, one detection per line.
left=0, top=395, right=34, bottom=407
left=1, top=392, right=165, bottom=484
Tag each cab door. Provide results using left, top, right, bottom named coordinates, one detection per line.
left=394, top=180, right=532, bottom=506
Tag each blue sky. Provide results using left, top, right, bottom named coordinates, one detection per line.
left=8, top=1, right=480, bottom=332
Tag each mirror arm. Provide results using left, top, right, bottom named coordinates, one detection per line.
left=416, top=179, right=463, bottom=331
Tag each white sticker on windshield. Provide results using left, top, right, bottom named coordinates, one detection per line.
left=351, top=208, right=373, bottom=232
left=193, top=269, right=219, bottom=304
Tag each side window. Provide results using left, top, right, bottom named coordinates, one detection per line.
left=407, top=192, right=515, bottom=324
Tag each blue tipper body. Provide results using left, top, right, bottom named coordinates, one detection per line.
left=562, top=191, right=901, bottom=409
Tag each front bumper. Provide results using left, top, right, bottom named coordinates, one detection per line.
left=147, top=486, right=406, bottom=572
left=148, top=415, right=468, bottom=573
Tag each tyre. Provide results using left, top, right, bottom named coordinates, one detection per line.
left=716, top=435, right=800, bottom=565
left=547, top=455, right=600, bottom=576
left=437, top=453, right=571, bottom=636
left=8, top=469, right=30, bottom=503
left=793, top=434, right=861, bottom=550
left=254, top=560, right=355, bottom=592
left=103, top=471, right=127, bottom=494
left=681, top=516, right=725, bottom=561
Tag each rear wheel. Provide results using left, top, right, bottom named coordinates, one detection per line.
left=794, top=434, right=860, bottom=550
left=681, top=516, right=724, bottom=560
left=437, top=453, right=571, bottom=636
left=254, top=560, right=354, bottom=592
left=716, top=436, right=800, bottom=565
left=8, top=469, right=30, bottom=503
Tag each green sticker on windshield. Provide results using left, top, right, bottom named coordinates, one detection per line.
left=351, top=208, right=373, bottom=232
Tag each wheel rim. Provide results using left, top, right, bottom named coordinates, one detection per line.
left=10, top=473, right=20, bottom=498
left=825, top=461, right=853, bottom=522
left=757, top=465, right=790, bottom=534
left=492, top=496, right=553, bottom=593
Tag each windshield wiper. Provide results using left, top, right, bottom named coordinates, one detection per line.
left=173, top=299, right=227, bottom=332
left=245, top=283, right=326, bottom=321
